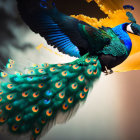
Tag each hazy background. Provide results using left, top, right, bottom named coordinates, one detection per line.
left=0, top=0, right=140, bottom=140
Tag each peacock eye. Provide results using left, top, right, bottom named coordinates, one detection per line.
left=59, top=92, right=65, bottom=99
left=16, top=115, right=22, bottom=122
left=55, top=81, right=62, bottom=88
left=42, top=63, right=49, bottom=67
left=62, top=71, right=67, bottom=76
left=0, top=109, right=2, bottom=115
left=46, top=109, right=53, bottom=116
left=45, top=90, right=52, bottom=96
left=0, top=97, right=2, bottom=102
left=0, top=117, right=6, bottom=123
left=1, top=72, right=8, bottom=78
left=35, top=128, right=40, bottom=134
left=72, top=65, right=79, bottom=69
left=5, top=104, right=12, bottom=111
left=41, top=118, right=46, bottom=124
left=85, top=58, right=91, bottom=63
left=22, top=91, right=29, bottom=97
left=80, top=92, right=86, bottom=99
left=0, top=90, right=3, bottom=95
left=6, top=63, right=13, bottom=69
left=44, top=99, right=51, bottom=104
left=38, top=69, right=44, bottom=73
left=32, top=106, right=39, bottom=113
left=50, top=67, right=56, bottom=72
left=68, top=97, right=73, bottom=103
left=7, top=94, right=13, bottom=100
left=72, top=83, right=78, bottom=89
left=38, top=83, right=44, bottom=88
left=7, top=84, right=13, bottom=89
left=12, top=125, right=19, bottom=131
left=78, top=75, right=85, bottom=82
left=93, top=69, right=97, bottom=75
left=62, top=103, right=68, bottom=110
left=87, top=69, right=93, bottom=75
left=33, top=92, right=39, bottom=98
left=84, top=87, right=89, bottom=93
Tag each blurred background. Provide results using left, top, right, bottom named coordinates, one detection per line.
left=0, top=0, right=140, bottom=140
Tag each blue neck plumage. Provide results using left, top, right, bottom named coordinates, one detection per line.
left=112, top=23, right=132, bottom=53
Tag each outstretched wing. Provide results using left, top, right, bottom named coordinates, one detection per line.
left=16, top=0, right=97, bottom=57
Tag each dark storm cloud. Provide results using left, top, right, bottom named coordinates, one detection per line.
left=0, top=0, right=34, bottom=70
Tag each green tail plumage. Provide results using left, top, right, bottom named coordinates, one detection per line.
left=0, top=54, right=101, bottom=140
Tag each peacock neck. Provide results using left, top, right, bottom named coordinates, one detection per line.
left=112, top=23, right=132, bottom=53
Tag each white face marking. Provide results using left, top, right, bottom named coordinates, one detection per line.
left=126, top=23, right=134, bottom=34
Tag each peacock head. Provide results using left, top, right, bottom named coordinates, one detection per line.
left=126, top=23, right=140, bottom=36
left=123, top=5, right=140, bottom=36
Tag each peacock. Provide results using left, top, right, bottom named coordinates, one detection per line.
left=0, top=0, right=140, bottom=140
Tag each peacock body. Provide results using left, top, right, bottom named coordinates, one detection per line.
left=0, top=0, right=140, bottom=140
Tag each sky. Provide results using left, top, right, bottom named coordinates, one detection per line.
left=0, top=0, right=140, bottom=140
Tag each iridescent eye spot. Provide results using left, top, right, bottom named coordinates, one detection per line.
left=50, top=67, right=56, bottom=72
left=0, top=109, right=2, bottom=115
left=62, top=103, right=68, bottom=110
left=7, top=64, right=13, bottom=69
left=57, top=64, right=63, bottom=67
left=72, top=83, right=78, bottom=90
left=35, top=128, right=40, bottom=134
left=44, top=99, right=51, bottom=105
left=0, top=117, right=6, bottom=123
left=33, top=92, right=39, bottom=98
left=22, top=91, right=29, bottom=97
left=93, top=59, right=96, bottom=62
left=1, top=72, right=8, bottom=78
left=38, top=83, right=44, bottom=88
left=80, top=92, right=86, bottom=99
left=93, top=63, right=97, bottom=66
left=12, top=125, right=18, bottom=131
left=85, top=58, right=91, bottom=63
left=32, top=64, right=39, bottom=68
left=93, top=69, right=97, bottom=75
left=7, top=84, right=13, bottom=89
left=55, top=82, right=62, bottom=89
left=0, top=97, right=2, bottom=102
left=32, top=106, right=39, bottom=113
left=7, top=95, right=13, bottom=100
left=84, top=87, right=89, bottom=93
left=46, top=109, right=52, bottom=117
left=0, top=90, right=3, bottom=95
left=68, top=97, right=73, bottom=103
left=16, top=115, right=22, bottom=122
left=45, top=90, right=52, bottom=96
left=38, top=69, right=44, bottom=73
left=72, top=65, right=79, bottom=70
left=41, top=119, right=46, bottom=124
left=78, top=75, right=85, bottom=82
left=5, top=104, right=12, bottom=111
left=42, top=63, right=49, bottom=67
left=28, top=70, right=34, bottom=75
left=87, top=69, right=93, bottom=75
left=62, top=71, right=67, bottom=76
left=59, top=92, right=65, bottom=99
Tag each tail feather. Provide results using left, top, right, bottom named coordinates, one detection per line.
left=0, top=54, right=101, bottom=140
